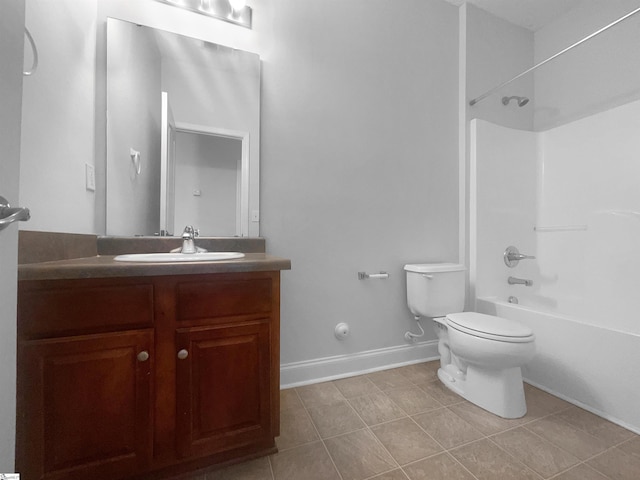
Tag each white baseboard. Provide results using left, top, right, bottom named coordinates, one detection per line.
left=280, top=340, right=439, bottom=389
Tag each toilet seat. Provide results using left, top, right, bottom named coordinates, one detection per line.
left=446, top=312, right=534, bottom=343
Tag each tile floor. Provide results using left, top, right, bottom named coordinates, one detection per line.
left=180, top=361, right=640, bottom=480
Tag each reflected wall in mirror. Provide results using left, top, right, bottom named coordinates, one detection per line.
left=106, top=18, right=260, bottom=237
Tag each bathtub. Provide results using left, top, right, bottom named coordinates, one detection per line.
left=476, top=296, right=640, bottom=434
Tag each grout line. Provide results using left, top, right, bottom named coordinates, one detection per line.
left=442, top=450, right=483, bottom=480
left=296, top=388, right=346, bottom=480
left=482, top=435, right=546, bottom=479
left=267, top=454, right=276, bottom=480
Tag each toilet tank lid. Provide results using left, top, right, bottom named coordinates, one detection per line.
left=404, top=263, right=465, bottom=273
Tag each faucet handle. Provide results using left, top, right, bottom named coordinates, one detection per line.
left=182, top=225, right=195, bottom=239
left=504, top=246, right=536, bottom=268
left=193, top=228, right=200, bottom=238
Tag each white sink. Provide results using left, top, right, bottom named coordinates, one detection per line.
left=114, top=252, right=245, bottom=263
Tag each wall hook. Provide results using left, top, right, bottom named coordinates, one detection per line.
left=130, top=148, right=141, bottom=175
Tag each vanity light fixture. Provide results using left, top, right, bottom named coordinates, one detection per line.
left=228, top=0, right=246, bottom=11
left=154, top=0, right=252, bottom=29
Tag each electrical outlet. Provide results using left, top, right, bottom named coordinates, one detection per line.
left=85, top=163, right=96, bottom=191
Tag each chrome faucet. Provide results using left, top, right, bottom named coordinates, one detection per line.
left=181, top=225, right=197, bottom=253
left=504, top=246, right=536, bottom=268
left=508, top=276, right=533, bottom=287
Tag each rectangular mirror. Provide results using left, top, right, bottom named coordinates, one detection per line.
left=106, top=18, right=260, bottom=237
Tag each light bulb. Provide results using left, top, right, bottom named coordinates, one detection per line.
left=229, top=0, right=246, bottom=11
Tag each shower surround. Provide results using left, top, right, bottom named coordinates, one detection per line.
left=470, top=99, right=640, bottom=433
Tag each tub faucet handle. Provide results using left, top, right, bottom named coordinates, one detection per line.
left=504, top=246, right=536, bottom=267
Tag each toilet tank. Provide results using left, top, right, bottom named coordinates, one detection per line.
left=404, top=263, right=466, bottom=318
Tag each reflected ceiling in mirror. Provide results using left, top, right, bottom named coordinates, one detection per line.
left=106, top=18, right=260, bottom=237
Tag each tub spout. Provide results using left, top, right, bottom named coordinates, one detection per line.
left=508, top=276, right=533, bottom=287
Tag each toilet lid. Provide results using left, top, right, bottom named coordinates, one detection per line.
left=446, top=312, right=534, bottom=343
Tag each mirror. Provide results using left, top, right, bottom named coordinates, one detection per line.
left=106, top=18, right=260, bottom=237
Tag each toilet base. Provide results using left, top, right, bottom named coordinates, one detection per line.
left=437, top=365, right=527, bottom=419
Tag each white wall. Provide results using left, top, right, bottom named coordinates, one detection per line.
left=173, top=132, right=240, bottom=236
left=465, top=4, right=534, bottom=130
left=534, top=0, right=640, bottom=130
left=20, top=0, right=98, bottom=234
left=261, top=0, right=459, bottom=374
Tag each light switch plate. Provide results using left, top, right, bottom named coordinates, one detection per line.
left=251, top=210, right=259, bottom=222
left=85, top=163, right=96, bottom=191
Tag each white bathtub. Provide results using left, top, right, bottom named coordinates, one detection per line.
left=476, top=296, right=640, bottom=434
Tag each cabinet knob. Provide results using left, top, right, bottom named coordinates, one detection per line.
left=177, top=349, right=189, bottom=360
left=137, top=351, right=150, bottom=362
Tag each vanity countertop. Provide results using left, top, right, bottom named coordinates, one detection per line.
left=18, top=253, right=291, bottom=281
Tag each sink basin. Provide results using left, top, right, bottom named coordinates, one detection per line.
left=114, top=252, right=245, bottom=263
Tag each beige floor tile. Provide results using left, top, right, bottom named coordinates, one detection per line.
left=367, top=369, right=414, bottom=391
left=402, top=452, right=476, bottom=480
left=206, top=457, right=273, bottom=480
left=491, top=427, right=580, bottom=478
left=276, top=407, right=318, bottom=451
left=270, top=442, right=340, bottom=480
left=554, top=407, right=636, bottom=446
left=587, top=446, right=640, bottom=480
left=525, top=417, right=610, bottom=460
left=296, top=382, right=345, bottom=409
left=551, top=463, right=610, bottom=480
left=449, top=402, right=524, bottom=436
left=279, top=388, right=302, bottom=412
left=412, top=408, right=483, bottom=449
left=619, top=435, right=640, bottom=459
left=349, top=392, right=407, bottom=426
left=450, top=439, right=543, bottom=480
left=395, top=362, right=439, bottom=384
left=523, top=384, right=573, bottom=417
left=417, top=379, right=465, bottom=406
left=333, top=375, right=381, bottom=398
left=306, top=400, right=365, bottom=438
left=371, top=417, right=443, bottom=465
left=369, top=469, right=410, bottom=480
left=385, top=385, right=442, bottom=416
left=324, top=429, right=398, bottom=480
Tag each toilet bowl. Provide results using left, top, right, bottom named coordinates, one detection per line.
left=436, top=312, right=535, bottom=418
left=405, top=263, right=536, bottom=418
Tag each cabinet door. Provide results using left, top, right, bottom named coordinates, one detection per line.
left=175, top=320, right=272, bottom=459
left=17, top=329, right=154, bottom=480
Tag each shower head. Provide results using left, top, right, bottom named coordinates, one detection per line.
left=502, top=96, right=529, bottom=107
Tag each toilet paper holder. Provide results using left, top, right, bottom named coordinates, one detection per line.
left=358, top=271, right=389, bottom=280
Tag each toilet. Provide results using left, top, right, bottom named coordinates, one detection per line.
left=405, top=263, right=535, bottom=418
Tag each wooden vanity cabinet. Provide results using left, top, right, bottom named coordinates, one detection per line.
left=17, top=271, right=281, bottom=480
